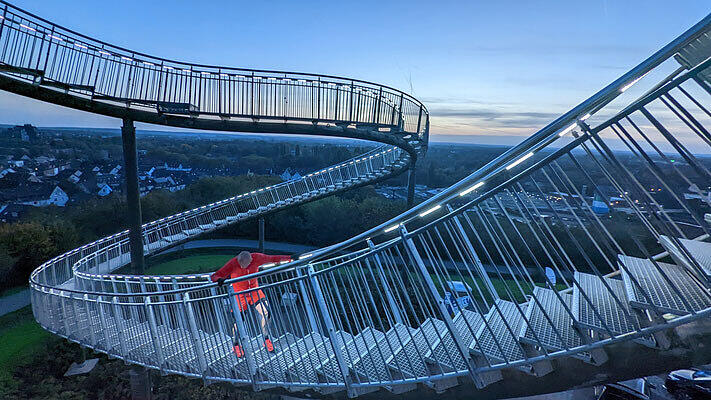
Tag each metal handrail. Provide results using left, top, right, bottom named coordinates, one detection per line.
left=17, top=2, right=711, bottom=396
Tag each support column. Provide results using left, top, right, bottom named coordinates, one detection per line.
left=407, top=159, right=416, bottom=208
left=258, top=217, right=265, bottom=252
left=129, top=366, right=152, bottom=400
left=121, top=118, right=145, bottom=274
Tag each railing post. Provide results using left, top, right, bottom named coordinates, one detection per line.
left=112, top=297, right=130, bottom=360
left=397, top=93, right=404, bottom=129
left=145, top=297, right=166, bottom=373
left=209, top=287, right=229, bottom=335
left=446, top=205, right=500, bottom=302
left=58, top=291, right=72, bottom=338
left=227, top=285, right=259, bottom=388
left=82, top=293, right=98, bottom=347
left=0, top=5, right=8, bottom=42
left=374, top=87, right=383, bottom=124
left=306, top=264, right=353, bottom=396
left=96, top=295, right=113, bottom=352
left=366, top=239, right=404, bottom=325
left=182, top=292, right=209, bottom=377
left=70, top=292, right=85, bottom=341
left=296, top=266, right=320, bottom=334
left=399, top=225, right=485, bottom=388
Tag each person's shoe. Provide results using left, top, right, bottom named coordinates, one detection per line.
left=233, top=344, right=244, bottom=358
left=264, top=338, right=274, bottom=352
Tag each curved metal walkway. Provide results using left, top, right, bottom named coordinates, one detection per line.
left=10, top=1, right=711, bottom=398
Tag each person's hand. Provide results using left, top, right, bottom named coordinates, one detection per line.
left=216, top=277, right=226, bottom=286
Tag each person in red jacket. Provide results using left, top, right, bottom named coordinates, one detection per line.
left=211, top=251, right=292, bottom=357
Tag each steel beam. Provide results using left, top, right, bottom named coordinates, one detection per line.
left=258, top=217, right=265, bottom=252
left=121, top=118, right=145, bottom=274
left=407, top=159, right=416, bottom=208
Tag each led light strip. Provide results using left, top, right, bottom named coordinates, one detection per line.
left=459, top=181, right=485, bottom=196
left=505, top=152, right=534, bottom=170
left=419, top=204, right=441, bottom=217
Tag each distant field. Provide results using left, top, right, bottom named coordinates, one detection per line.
left=146, top=254, right=234, bottom=276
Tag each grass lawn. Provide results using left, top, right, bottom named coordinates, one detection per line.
left=145, top=254, right=234, bottom=275
left=0, top=306, right=50, bottom=388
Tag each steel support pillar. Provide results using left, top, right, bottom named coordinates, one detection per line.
left=121, top=118, right=145, bottom=273
left=129, top=366, right=151, bottom=400
left=258, top=217, right=265, bottom=252
left=407, top=159, right=416, bottom=208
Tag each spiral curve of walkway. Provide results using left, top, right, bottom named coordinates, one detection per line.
left=4, top=1, right=711, bottom=398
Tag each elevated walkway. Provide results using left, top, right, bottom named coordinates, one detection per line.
left=8, top=1, right=711, bottom=398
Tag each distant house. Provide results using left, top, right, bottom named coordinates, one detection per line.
left=68, top=170, right=83, bottom=183
left=0, top=168, right=16, bottom=179
left=35, top=155, right=53, bottom=164
left=280, top=169, right=292, bottom=181
left=8, top=160, right=24, bottom=168
left=92, top=166, right=100, bottom=173
left=164, top=163, right=191, bottom=172
left=15, top=185, right=69, bottom=207
left=27, top=174, right=42, bottom=183
left=97, top=183, right=112, bottom=197
left=109, top=165, right=122, bottom=175
left=154, top=176, right=176, bottom=186
left=43, top=167, right=59, bottom=177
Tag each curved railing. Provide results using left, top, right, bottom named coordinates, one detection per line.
left=67, top=145, right=407, bottom=290
left=0, top=1, right=427, bottom=156
left=17, top=1, right=711, bottom=397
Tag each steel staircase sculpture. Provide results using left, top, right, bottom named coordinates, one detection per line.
left=6, top=0, right=711, bottom=397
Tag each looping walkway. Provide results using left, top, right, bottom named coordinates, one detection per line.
left=3, top=1, right=711, bottom=398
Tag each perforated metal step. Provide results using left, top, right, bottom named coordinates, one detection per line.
left=572, top=272, right=643, bottom=336
left=519, top=287, right=595, bottom=363
left=386, top=320, right=436, bottom=379
left=660, top=236, right=711, bottom=279
left=355, top=324, right=410, bottom=383
left=257, top=332, right=326, bottom=383
left=619, top=255, right=711, bottom=315
left=470, top=300, right=527, bottom=365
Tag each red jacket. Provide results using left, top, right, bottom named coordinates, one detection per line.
left=211, top=252, right=292, bottom=294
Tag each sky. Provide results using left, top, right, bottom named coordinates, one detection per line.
left=0, top=0, right=709, bottom=144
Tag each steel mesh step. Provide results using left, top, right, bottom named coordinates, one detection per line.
left=571, top=272, right=642, bottom=336
left=470, top=300, right=527, bottom=364
left=619, top=255, right=711, bottom=315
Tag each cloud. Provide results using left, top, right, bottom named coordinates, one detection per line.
left=428, top=106, right=560, bottom=128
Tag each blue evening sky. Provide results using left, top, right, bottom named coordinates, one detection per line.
left=0, top=1, right=709, bottom=144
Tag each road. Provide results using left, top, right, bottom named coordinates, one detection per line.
left=0, top=288, right=30, bottom=317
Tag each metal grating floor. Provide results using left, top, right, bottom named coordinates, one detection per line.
left=470, top=300, right=527, bottom=364
left=519, top=287, right=583, bottom=352
left=619, top=255, right=711, bottom=315
left=572, top=272, right=642, bottom=336
left=660, top=236, right=711, bottom=278
left=351, top=327, right=398, bottom=383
